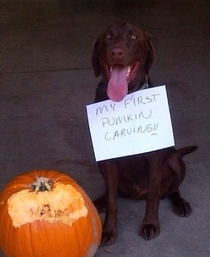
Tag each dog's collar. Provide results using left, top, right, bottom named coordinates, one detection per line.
left=129, top=76, right=149, bottom=94
left=140, top=82, right=149, bottom=90
left=137, top=76, right=149, bottom=90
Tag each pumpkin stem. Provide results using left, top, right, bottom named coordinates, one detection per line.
left=31, top=177, right=52, bottom=192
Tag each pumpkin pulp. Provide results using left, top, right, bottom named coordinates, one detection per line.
left=8, top=177, right=88, bottom=228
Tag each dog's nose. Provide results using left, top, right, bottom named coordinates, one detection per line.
left=110, top=47, right=124, bottom=60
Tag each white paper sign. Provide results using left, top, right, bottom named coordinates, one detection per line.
left=86, top=85, right=174, bottom=161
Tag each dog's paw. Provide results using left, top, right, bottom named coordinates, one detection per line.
left=172, top=198, right=192, bottom=217
left=139, top=223, right=160, bottom=241
left=169, top=192, right=192, bottom=217
left=100, top=228, right=117, bottom=246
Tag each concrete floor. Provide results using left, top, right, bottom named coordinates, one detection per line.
left=0, top=0, right=210, bottom=256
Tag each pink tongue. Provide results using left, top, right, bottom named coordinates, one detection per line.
left=107, top=66, right=128, bottom=102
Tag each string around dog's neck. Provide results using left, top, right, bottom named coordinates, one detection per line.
left=138, top=75, right=149, bottom=90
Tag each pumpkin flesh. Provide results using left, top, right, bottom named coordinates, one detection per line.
left=8, top=181, right=88, bottom=227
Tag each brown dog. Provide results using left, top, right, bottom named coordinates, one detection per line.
left=91, top=22, right=197, bottom=245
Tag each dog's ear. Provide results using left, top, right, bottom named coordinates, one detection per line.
left=91, top=39, right=101, bottom=77
left=144, top=32, right=155, bottom=74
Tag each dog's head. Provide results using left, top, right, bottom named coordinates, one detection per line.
left=91, top=22, right=155, bottom=102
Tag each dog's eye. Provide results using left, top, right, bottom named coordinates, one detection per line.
left=106, top=34, right=111, bottom=39
left=131, top=35, right=137, bottom=40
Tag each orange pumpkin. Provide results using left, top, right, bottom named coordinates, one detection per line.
left=0, top=170, right=102, bottom=257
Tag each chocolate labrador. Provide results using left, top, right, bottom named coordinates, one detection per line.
left=91, top=22, right=197, bottom=245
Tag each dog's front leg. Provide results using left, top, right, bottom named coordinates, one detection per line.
left=98, top=160, right=119, bottom=246
left=140, top=151, right=164, bottom=240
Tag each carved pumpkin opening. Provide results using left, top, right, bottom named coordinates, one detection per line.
left=8, top=177, right=88, bottom=228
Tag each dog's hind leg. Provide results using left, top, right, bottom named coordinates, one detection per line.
left=93, top=194, right=106, bottom=213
